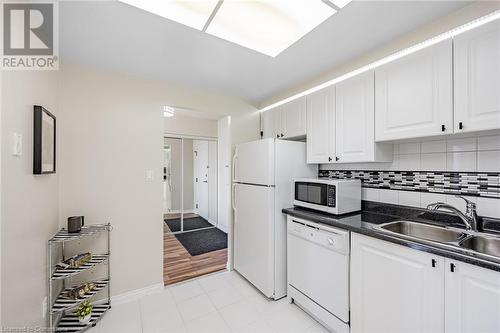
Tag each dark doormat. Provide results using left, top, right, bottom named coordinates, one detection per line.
left=175, top=228, right=228, bottom=256
left=165, top=216, right=212, bottom=232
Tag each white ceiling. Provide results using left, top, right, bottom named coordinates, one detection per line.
left=60, top=1, right=469, bottom=106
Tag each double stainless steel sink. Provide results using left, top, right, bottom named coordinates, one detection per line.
left=374, top=220, right=500, bottom=262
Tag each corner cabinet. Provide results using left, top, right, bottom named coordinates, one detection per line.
left=261, top=97, right=306, bottom=139
left=445, top=259, right=500, bottom=333
left=306, top=87, right=335, bottom=164
left=350, top=233, right=444, bottom=333
left=375, top=39, right=453, bottom=141
left=454, top=19, right=500, bottom=133
left=335, top=71, right=392, bottom=163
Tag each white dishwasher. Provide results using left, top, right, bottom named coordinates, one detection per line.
left=287, top=216, right=350, bottom=333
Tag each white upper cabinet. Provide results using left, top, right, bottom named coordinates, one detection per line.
left=261, top=97, right=306, bottom=139
left=306, top=87, right=335, bottom=164
left=375, top=39, right=453, bottom=141
left=261, top=106, right=282, bottom=139
left=281, top=97, right=306, bottom=139
left=454, top=20, right=500, bottom=133
left=335, top=71, right=392, bottom=163
left=444, top=259, right=500, bottom=333
left=351, top=234, right=444, bottom=333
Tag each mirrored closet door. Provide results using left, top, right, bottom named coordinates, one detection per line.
left=163, top=137, right=217, bottom=233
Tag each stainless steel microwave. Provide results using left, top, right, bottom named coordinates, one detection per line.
left=293, top=178, right=361, bottom=215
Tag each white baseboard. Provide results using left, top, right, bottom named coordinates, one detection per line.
left=111, top=283, right=164, bottom=305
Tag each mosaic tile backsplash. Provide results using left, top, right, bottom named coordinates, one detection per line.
left=318, top=170, right=500, bottom=199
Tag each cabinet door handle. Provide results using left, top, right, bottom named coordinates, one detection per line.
left=276, top=134, right=280, bottom=138
left=450, top=263, right=456, bottom=272
left=431, top=259, right=437, bottom=267
left=328, top=157, right=332, bottom=162
left=281, top=133, right=284, bottom=137
left=441, top=124, right=446, bottom=132
left=335, top=156, right=340, bottom=162
left=459, top=122, right=463, bottom=130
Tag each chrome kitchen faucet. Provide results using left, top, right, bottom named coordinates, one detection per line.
left=427, top=195, right=479, bottom=231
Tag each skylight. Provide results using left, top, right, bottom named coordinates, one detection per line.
left=120, top=0, right=351, bottom=57
left=121, top=0, right=219, bottom=30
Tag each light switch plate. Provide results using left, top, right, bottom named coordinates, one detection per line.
left=12, top=133, right=22, bottom=156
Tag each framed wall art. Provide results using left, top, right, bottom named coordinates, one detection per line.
left=33, top=105, right=56, bottom=174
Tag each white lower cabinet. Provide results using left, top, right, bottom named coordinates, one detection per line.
left=351, top=233, right=444, bottom=333
left=445, top=259, right=500, bottom=333
left=351, top=233, right=500, bottom=333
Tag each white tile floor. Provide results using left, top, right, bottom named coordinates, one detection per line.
left=91, top=270, right=329, bottom=333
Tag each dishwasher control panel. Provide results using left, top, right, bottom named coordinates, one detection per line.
left=287, top=217, right=349, bottom=255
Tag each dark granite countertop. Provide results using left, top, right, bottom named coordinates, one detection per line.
left=283, top=201, right=500, bottom=272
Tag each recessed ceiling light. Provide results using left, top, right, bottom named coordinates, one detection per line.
left=120, top=0, right=219, bottom=30
left=163, top=106, right=175, bottom=117
left=206, top=0, right=336, bottom=57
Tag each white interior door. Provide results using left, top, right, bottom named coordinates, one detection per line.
left=194, top=140, right=209, bottom=220
left=233, top=183, right=275, bottom=297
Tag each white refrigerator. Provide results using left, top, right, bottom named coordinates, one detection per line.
left=232, top=138, right=317, bottom=299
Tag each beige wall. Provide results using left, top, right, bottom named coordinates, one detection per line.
left=57, top=63, right=258, bottom=296
left=58, top=64, right=164, bottom=297
left=164, top=115, right=217, bottom=138
left=1, top=71, right=59, bottom=326
left=261, top=1, right=500, bottom=108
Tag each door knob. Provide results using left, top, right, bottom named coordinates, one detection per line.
left=327, top=238, right=334, bottom=245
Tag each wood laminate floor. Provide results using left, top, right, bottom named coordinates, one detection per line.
left=163, top=224, right=227, bottom=286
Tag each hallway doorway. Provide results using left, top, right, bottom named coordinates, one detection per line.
left=163, top=135, right=228, bottom=285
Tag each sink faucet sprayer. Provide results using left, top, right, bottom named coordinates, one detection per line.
left=427, top=196, right=479, bottom=231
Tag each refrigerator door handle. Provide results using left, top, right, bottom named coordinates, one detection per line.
left=231, top=183, right=237, bottom=214
left=232, top=152, right=238, bottom=182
